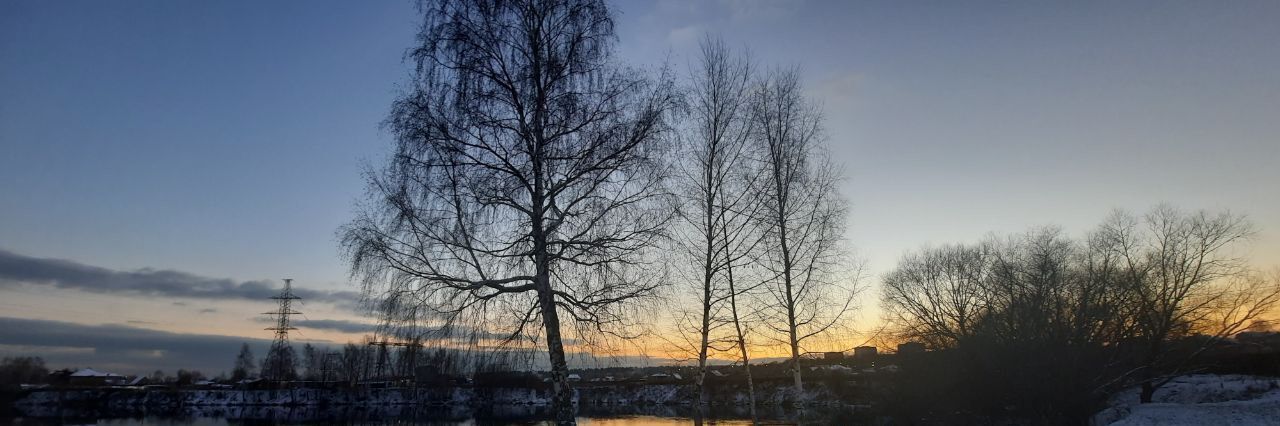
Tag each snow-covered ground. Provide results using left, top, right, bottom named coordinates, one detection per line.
left=1094, top=374, right=1280, bottom=425
left=15, top=382, right=852, bottom=410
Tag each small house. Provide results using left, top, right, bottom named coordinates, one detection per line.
left=897, top=342, right=926, bottom=355
left=68, top=368, right=126, bottom=387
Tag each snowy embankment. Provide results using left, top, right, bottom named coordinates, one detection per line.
left=15, top=387, right=527, bottom=408
left=1093, top=374, right=1280, bottom=425
left=15, top=383, right=848, bottom=409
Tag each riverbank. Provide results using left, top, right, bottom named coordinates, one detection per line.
left=13, top=382, right=858, bottom=410
left=10, top=384, right=871, bottom=424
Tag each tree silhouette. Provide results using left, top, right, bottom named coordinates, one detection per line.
left=669, top=35, right=765, bottom=413
left=752, top=68, right=856, bottom=394
left=341, top=0, right=677, bottom=419
left=231, top=343, right=255, bottom=381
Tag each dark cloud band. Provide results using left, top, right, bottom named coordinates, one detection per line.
left=0, top=316, right=287, bottom=375
left=292, top=318, right=379, bottom=334
left=0, top=248, right=360, bottom=306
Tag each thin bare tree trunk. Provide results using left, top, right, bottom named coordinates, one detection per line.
left=682, top=36, right=756, bottom=409
left=696, top=259, right=714, bottom=405
left=694, top=161, right=717, bottom=406
left=725, top=250, right=757, bottom=422
left=781, top=231, right=803, bottom=393
left=752, top=69, right=852, bottom=399
left=769, top=109, right=804, bottom=394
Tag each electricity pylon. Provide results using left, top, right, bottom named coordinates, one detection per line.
left=262, top=278, right=301, bottom=381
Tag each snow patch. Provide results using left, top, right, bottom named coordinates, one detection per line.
left=1094, top=375, right=1280, bottom=425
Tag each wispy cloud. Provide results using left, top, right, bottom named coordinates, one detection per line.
left=0, top=248, right=361, bottom=308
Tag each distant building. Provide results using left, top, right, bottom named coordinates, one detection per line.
left=823, top=351, right=845, bottom=360
left=68, top=368, right=126, bottom=387
left=853, top=346, right=878, bottom=358
left=897, top=342, right=926, bottom=355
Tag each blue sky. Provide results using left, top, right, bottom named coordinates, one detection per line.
left=2, top=0, right=1279, bottom=374
left=1, top=1, right=416, bottom=287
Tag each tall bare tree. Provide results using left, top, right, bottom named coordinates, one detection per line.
left=752, top=68, right=856, bottom=394
left=1098, top=206, right=1277, bottom=402
left=669, top=36, right=762, bottom=407
left=341, top=0, right=677, bottom=419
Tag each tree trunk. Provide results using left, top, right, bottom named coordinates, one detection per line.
left=538, top=281, right=574, bottom=423
left=738, top=320, right=759, bottom=423
left=694, top=129, right=720, bottom=408
left=725, top=245, right=757, bottom=422
left=790, top=327, right=802, bottom=393
left=1137, top=339, right=1162, bottom=404
left=534, top=187, right=573, bottom=423
left=695, top=251, right=714, bottom=406
left=781, top=243, right=803, bottom=394
left=772, top=144, right=803, bottom=396
left=696, top=316, right=710, bottom=405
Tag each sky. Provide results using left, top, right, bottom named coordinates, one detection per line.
left=1, top=0, right=1278, bottom=375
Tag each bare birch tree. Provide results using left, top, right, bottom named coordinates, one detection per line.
left=669, top=36, right=763, bottom=408
left=340, top=0, right=677, bottom=420
left=751, top=68, right=857, bottom=394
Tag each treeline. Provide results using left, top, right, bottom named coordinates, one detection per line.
left=880, top=206, right=1280, bottom=420
left=0, top=357, right=48, bottom=390
left=228, top=342, right=477, bottom=386
left=0, top=357, right=210, bottom=388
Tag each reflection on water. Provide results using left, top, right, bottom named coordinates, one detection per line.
left=7, top=404, right=867, bottom=425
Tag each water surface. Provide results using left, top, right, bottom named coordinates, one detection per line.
left=6, top=405, right=868, bottom=425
